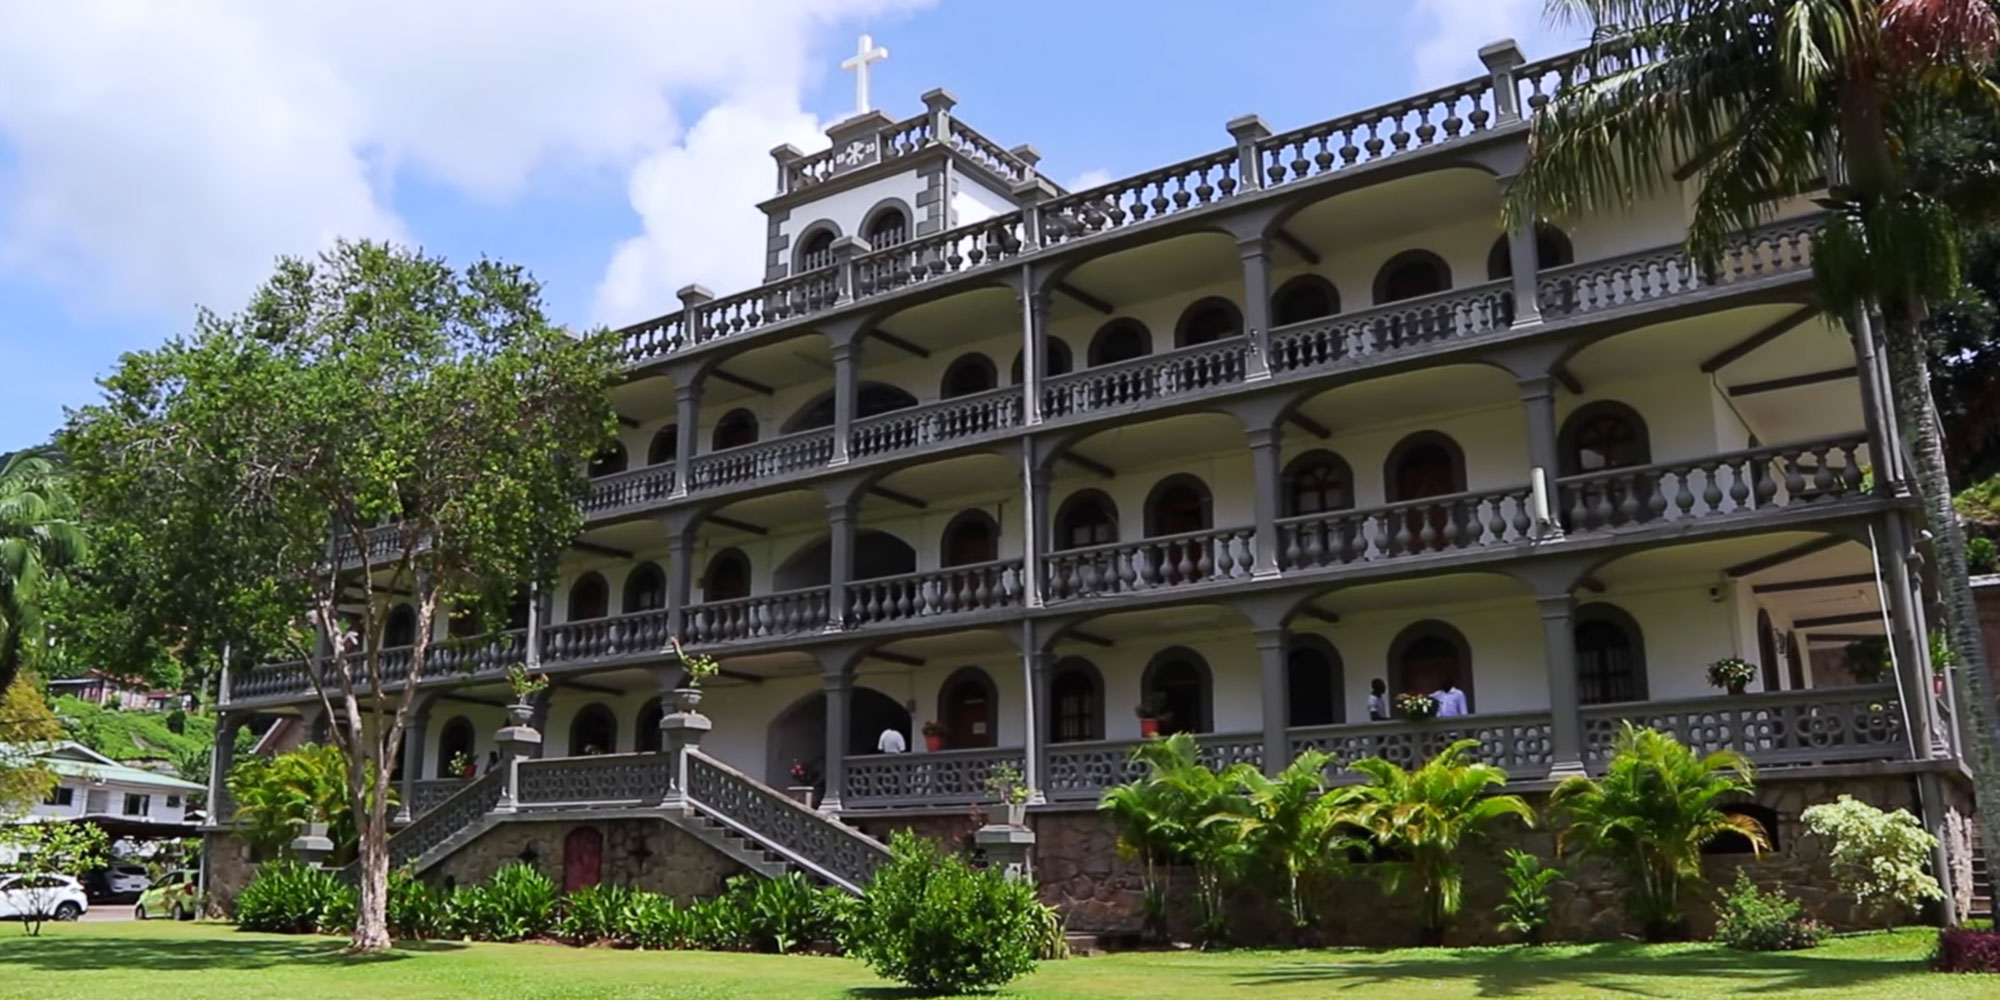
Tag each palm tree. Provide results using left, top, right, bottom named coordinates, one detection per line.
left=0, top=447, right=86, bottom=696
left=1217, top=750, right=1354, bottom=934
left=1334, top=739, right=1537, bottom=945
left=1550, top=724, right=1768, bottom=939
left=1512, top=0, right=2000, bottom=871
left=1099, top=733, right=1257, bottom=944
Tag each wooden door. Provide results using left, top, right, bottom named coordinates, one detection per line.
left=946, top=683, right=992, bottom=748
left=562, top=827, right=603, bottom=894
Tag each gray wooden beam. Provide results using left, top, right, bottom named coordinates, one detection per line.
left=869, top=485, right=928, bottom=509
left=1287, top=412, right=1332, bottom=439
left=1068, top=629, right=1114, bottom=648
left=1751, top=573, right=1878, bottom=595
left=1056, top=281, right=1114, bottom=315
left=711, top=369, right=776, bottom=396
left=1060, top=451, right=1114, bottom=478
left=1274, top=228, right=1321, bottom=266
left=870, top=650, right=926, bottom=667
left=1793, top=611, right=1883, bottom=630
left=1701, top=306, right=1818, bottom=373
left=869, top=327, right=931, bottom=359
left=1727, top=366, right=1857, bottom=398
left=572, top=540, right=634, bottom=560
left=709, top=515, right=769, bottom=536
left=1726, top=535, right=1844, bottom=578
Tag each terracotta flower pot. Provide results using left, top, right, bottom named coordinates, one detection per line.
left=1139, top=717, right=1161, bottom=738
left=1728, top=682, right=1747, bottom=696
left=924, top=733, right=945, bottom=752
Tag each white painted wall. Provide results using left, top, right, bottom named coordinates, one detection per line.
left=778, top=171, right=928, bottom=255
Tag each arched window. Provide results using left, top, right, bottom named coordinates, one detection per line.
left=795, top=226, right=838, bottom=272
left=1282, top=450, right=1354, bottom=517
left=1010, top=338, right=1074, bottom=382
left=1486, top=224, right=1575, bottom=280
left=435, top=716, right=475, bottom=778
left=1757, top=609, right=1780, bottom=691
left=568, top=704, right=618, bottom=756
left=938, top=667, right=999, bottom=749
left=636, top=697, right=664, bottom=753
left=1144, top=474, right=1212, bottom=537
left=588, top=441, right=629, bottom=478
left=622, top=563, right=666, bottom=614
left=1287, top=636, right=1345, bottom=727
left=1560, top=401, right=1652, bottom=475
left=1704, top=803, right=1780, bottom=854
left=712, top=409, right=759, bottom=450
left=384, top=604, right=418, bottom=648
left=1054, top=490, right=1118, bottom=550
left=864, top=206, right=909, bottom=248
left=1142, top=647, right=1213, bottom=735
left=703, top=549, right=751, bottom=602
left=1174, top=297, right=1242, bottom=348
left=781, top=383, right=919, bottom=434
left=1574, top=603, right=1647, bottom=705
left=1373, top=250, right=1452, bottom=304
left=941, top=510, right=999, bottom=567
left=647, top=425, right=678, bottom=466
left=1050, top=658, right=1103, bottom=743
left=1087, top=319, right=1152, bottom=367
left=1385, top=431, right=1467, bottom=502
left=940, top=353, right=997, bottom=398
left=1272, top=275, right=1341, bottom=326
left=567, top=573, right=609, bottom=621
left=1388, top=621, right=1473, bottom=713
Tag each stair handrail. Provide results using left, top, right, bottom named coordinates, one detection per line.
left=682, top=748, right=889, bottom=894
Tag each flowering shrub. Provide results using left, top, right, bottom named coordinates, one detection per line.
left=1935, top=929, right=2000, bottom=973
left=1801, top=795, right=1943, bottom=929
left=1713, top=871, right=1826, bottom=951
left=1706, top=657, right=1757, bottom=690
left=1394, top=692, right=1439, bottom=719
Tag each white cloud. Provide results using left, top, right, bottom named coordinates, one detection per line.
left=1407, top=0, right=1543, bottom=88
left=0, top=0, right=927, bottom=323
left=1067, top=169, right=1114, bottom=193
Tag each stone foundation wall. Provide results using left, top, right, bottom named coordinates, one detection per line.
left=200, top=830, right=258, bottom=919
left=1029, top=769, right=1974, bottom=947
left=428, top=817, right=746, bottom=901
left=849, top=811, right=985, bottom=853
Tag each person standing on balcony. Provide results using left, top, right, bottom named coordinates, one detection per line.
left=1433, top=676, right=1469, bottom=718
left=877, top=725, right=907, bottom=754
left=1367, top=679, right=1389, bottom=722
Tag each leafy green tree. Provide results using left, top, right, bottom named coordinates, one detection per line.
left=1514, top=0, right=2000, bottom=869
left=0, top=821, right=105, bottom=935
left=227, top=743, right=376, bottom=863
left=1550, top=724, right=1767, bottom=939
left=1333, top=738, right=1536, bottom=945
left=1801, top=794, right=1945, bottom=928
left=0, top=672, right=63, bottom=816
left=0, top=447, right=86, bottom=696
left=62, top=240, right=616, bottom=952
left=1215, top=749, right=1352, bottom=934
left=1098, top=757, right=1180, bottom=942
left=1100, top=732, right=1256, bottom=943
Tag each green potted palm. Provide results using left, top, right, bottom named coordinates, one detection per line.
left=667, top=636, right=719, bottom=711
left=505, top=663, right=548, bottom=725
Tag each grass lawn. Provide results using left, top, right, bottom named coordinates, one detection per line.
left=1, top=920, right=1995, bottom=999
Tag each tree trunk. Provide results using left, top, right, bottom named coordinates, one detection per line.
left=1883, top=319, right=2000, bottom=873
left=349, top=795, right=392, bottom=952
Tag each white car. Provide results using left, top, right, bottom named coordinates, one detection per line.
left=0, top=873, right=89, bottom=922
left=102, top=863, right=151, bottom=897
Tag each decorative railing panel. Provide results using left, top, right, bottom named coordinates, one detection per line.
left=843, top=747, right=1026, bottom=808
left=1257, top=75, right=1496, bottom=188
left=787, top=114, right=933, bottom=191
left=1268, top=283, right=1512, bottom=374
left=694, top=270, right=843, bottom=344
left=948, top=123, right=1035, bottom=186
left=685, top=750, right=890, bottom=893
left=1582, top=686, right=1908, bottom=767
left=849, top=388, right=1022, bottom=459
left=1037, top=149, right=1242, bottom=246
left=687, top=430, right=835, bottom=491
left=516, top=752, right=670, bottom=806
left=387, top=769, right=503, bottom=869
left=1044, top=732, right=1263, bottom=801
left=1043, top=525, right=1258, bottom=602
left=1277, top=484, right=1537, bottom=571
left=1538, top=220, right=1816, bottom=318
left=847, top=561, right=1024, bottom=626
left=543, top=610, right=674, bottom=665
left=1288, top=712, right=1554, bottom=777
left=687, top=589, right=830, bottom=643
left=231, top=660, right=313, bottom=701
left=1042, top=337, right=1250, bottom=418
left=331, top=524, right=405, bottom=565
left=853, top=214, right=1026, bottom=295
left=586, top=463, right=675, bottom=515
left=407, top=779, right=465, bottom=819
left=614, top=310, right=689, bottom=365
left=1555, top=436, right=1867, bottom=534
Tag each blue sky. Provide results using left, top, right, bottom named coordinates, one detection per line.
left=0, top=1, right=1571, bottom=453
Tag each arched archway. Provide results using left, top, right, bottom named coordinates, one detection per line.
left=1050, top=657, right=1104, bottom=743
left=781, top=383, right=919, bottom=434
left=435, top=716, right=475, bottom=778
left=1055, top=489, right=1118, bottom=550
left=1559, top=401, right=1652, bottom=475
left=1385, top=431, right=1466, bottom=501
left=623, top=563, right=666, bottom=614
left=567, top=573, right=610, bottom=621
left=647, top=425, right=678, bottom=466
left=1575, top=603, right=1648, bottom=704
left=863, top=204, right=910, bottom=248
left=794, top=224, right=838, bottom=272
left=384, top=604, right=418, bottom=648
left=713, top=409, right=759, bottom=450
left=1388, top=620, right=1473, bottom=713
left=568, top=703, right=618, bottom=756
left=1272, top=274, right=1341, bottom=326
left=1088, top=319, right=1152, bottom=367
left=1142, top=647, right=1213, bottom=735
left=1373, top=250, right=1452, bottom=304
left=938, top=667, right=999, bottom=749
left=940, top=510, right=1000, bottom=567
left=589, top=441, right=629, bottom=478
left=636, top=697, right=664, bottom=753
left=1010, top=338, right=1074, bottom=382
left=771, top=530, right=917, bottom=591
left=940, top=353, right=997, bottom=398
left=1174, top=297, right=1242, bottom=348
left=765, top=686, right=912, bottom=788
left=1282, top=450, right=1354, bottom=517
left=1287, top=635, right=1345, bottom=726
left=1145, top=474, right=1212, bottom=537
left=703, top=549, right=751, bottom=601
left=1486, top=224, right=1575, bottom=279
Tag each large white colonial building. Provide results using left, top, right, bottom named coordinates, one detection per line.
left=205, top=38, right=1977, bottom=936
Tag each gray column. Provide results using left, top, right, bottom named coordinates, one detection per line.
left=1481, top=40, right=1526, bottom=124
left=1519, top=376, right=1562, bottom=537
left=1255, top=628, right=1288, bottom=777
left=1247, top=426, right=1283, bottom=577
left=665, top=521, right=694, bottom=640
left=1537, top=595, right=1585, bottom=777
left=672, top=380, right=702, bottom=497
left=1878, top=512, right=1942, bottom=758
left=1239, top=236, right=1275, bottom=378
left=1503, top=210, right=1545, bottom=328
left=1025, top=461, right=1051, bottom=607
left=1022, top=284, right=1051, bottom=425
left=820, top=669, right=852, bottom=813
left=395, top=705, right=430, bottom=824
left=1226, top=114, right=1270, bottom=193
left=1848, top=309, right=1899, bottom=491
left=831, top=338, right=862, bottom=465
left=208, top=713, right=241, bottom=828
left=826, top=496, right=856, bottom=630
left=1027, top=646, right=1052, bottom=801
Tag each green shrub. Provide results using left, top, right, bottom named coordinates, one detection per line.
left=728, top=872, right=847, bottom=954
left=685, top=890, right=755, bottom=951
left=557, top=883, right=632, bottom=945
left=453, top=863, right=558, bottom=942
left=235, top=861, right=351, bottom=934
left=1966, top=536, right=1996, bottom=575
left=386, top=869, right=452, bottom=941
left=849, top=832, right=1045, bottom=994
left=617, top=891, right=690, bottom=949
left=1495, top=849, right=1561, bottom=944
left=1714, top=870, right=1827, bottom=952
left=1802, top=795, right=1945, bottom=929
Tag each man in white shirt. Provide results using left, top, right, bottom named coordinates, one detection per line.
left=877, top=726, right=908, bottom=754
left=1432, top=681, right=1469, bottom=718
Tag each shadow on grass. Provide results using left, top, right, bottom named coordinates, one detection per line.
left=1231, top=941, right=1925, bottom=998
left=0, top=930, right=467, bottom=973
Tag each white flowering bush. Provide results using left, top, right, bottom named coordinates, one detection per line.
left=1801, top=795, right=1943, bottom=929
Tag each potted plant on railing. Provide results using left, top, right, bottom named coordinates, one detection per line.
left=787, top=760, right=819, bottom=809
left=1395, top=691, right=1440, bottom=721
left=1135, top=694, right=1169, bottom=738
left=1707, top=656, right=1757, bottom=696
left=448, top=751, right=475, bottom=779
left=985, top=762, right=1032, bottom=826
left=921, top=720, right=947, bottom=753
left=505, top=664, right=549, bottom=727
left=667, top=636, right=720, bottom=712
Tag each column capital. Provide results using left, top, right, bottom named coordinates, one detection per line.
left=1517, top=374, right=1558, bottom=400
left=675, top=379, right=704, bottom=403
left=1236, top=234, right=1272, bottom=259
left=676, top=284, right=715, bottom=309
left=1245, top=425, right=1283, bottom=450
left=1252, top=625, right=1288, bottom=650
left=1226, top=113, right=1272, bottom=143
left=1478, top=38, right=1527, bottom=72
left=1536, top=593, right=1576, bottom=619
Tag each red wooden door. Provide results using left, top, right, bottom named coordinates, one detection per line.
left=562, top=827, right=603, bottom=894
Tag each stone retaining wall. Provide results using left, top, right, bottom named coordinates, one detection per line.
left=428, top=817, right=747, bottom=900
left=200, top=830, right=257, bottom=919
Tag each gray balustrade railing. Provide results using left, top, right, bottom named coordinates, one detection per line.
left=1277, top=484, right=1537, bottom=571
left=407, top=778, right=466, bottom=819
left=1257, top=74, right=1498, bottom=188
left=849, top=387, right=1022, bottom=459
left=330, top=523, right=404, bottom=564
left=1043, top=525, right=1258, bottom=602
left=687, top=588, right=830, bottom=643
left=385, top=768, right=504, bottom=870
left=516, top=751, right=671, bottom=807
left=687, top=429, right=836, bottom=491
left=684, top=749, right=890, bottom=894
left=847, top=560, right=1024, bottom=626
left=1582, top=686, right=1909, bottom=767
left=1538, top=220, right=1818, bottom=319
left=615, top=310, right=689, bottom=365
left=543, top=609, right=674, bottom=664
left=843, top=746, right=1026, bottom=808
left=948, top=122, right=1036, bottom=186
left=1045, top=732, right=1264, bottom=801
left=1041, top=337, right=1251, bottom=418
left=1513, top=45, right=1645, bottom=118
left=699, top=270, right=845, bottom=344
left=1555, top=435, right=1868, bottom=533
left=1268, top=282, right=1513, bottom=374
left=230, top=659, right=313, bottom=700
left=585, top=463, right=676, bottom=515
left=787, top=114, right=934, bottom=191
left=1288, top=711, right=1554, bottom=777
left=853, top=214, right=1027, bottom=295
left=1037, top=148, right=1244, bottom=246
